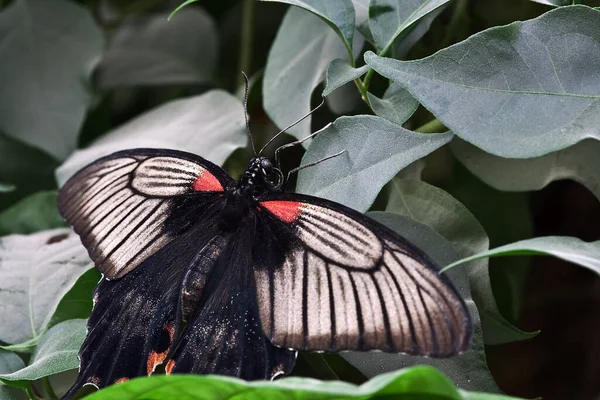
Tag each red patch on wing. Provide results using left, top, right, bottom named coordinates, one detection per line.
left=261, top=201, right=304, bottom=223
left=115, top=377, right=129, bottom=384
left=165, top=359, right=175, bottom=375
left=192, top=170, right=223, bottom=192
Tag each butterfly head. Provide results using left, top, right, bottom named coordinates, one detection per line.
left=239, top=157, right=284, bottom=195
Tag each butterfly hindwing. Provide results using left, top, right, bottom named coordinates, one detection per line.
left=254, top=194, right=472, bottom=357
left=58, top=148, right=233, bottom=279
left=168, top=226, right=297, bottom=380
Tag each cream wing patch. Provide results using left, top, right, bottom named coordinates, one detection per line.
left=131, top=156, right=210, bottom=196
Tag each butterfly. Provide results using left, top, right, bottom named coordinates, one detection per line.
left=57, top=93, right=472, bottom=399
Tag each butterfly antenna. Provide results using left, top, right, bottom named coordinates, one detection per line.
left=242, top=72, right=257, bottom=156
left=274, top=122, right=329, bottom=170
left=282, top=150, right=346, bottom=191
left=258, top=96, right=326, bottom=156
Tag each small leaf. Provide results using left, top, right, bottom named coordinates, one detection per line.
left=444, top=237, right=600, bottom=274
left=0, top=229, right=92, bottom=345
left=386, top=179, right=538, bottom=345
left=296, top=115, right=452, bottom=212
left=323, top=60, right=368, bottom=96
left=262, top=0, right=356, bottom=56
left=0, top=351, right=24, bottom=375
left=0, top=0, right=104, bottom=160
left=343, top=212, right=501, bottom=392
left=97, top=8, right=217, bottom=89
left=0, top=320, right=85, bottom=385
left=263, top=7, right=363, bottom=141
left=81, top=365, right=494, bottom=399
left=56, top=90, right=247, bottom=186
left=451, top=138, right=600, bottom=201
left=368, top=0, right=450, bottom=53
left=367, top=83, right=419, bottom=125
left=47, top=267, right=99, bottom=330
left=365, top=6, right=600, bottom=158
left=0, top=191, right=66, bottom=236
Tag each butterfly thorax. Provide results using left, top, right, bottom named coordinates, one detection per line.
left=235, top=157, right=282, bottom=198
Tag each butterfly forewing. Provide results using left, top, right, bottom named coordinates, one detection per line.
left=255, top=195, right=472, bottom=356
left=57, top=149, right=232, bottom=279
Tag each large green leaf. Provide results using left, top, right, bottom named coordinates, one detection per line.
left=56, top=90, right=247, bottom=186
left=0, top=191, right=65, bottom=236
left=451, top=138, right=600, bottom=201
left=82, top=365, right=523, bottom=400
left=262, top=0, right=356, bottom=57
left=97, top=8, right=217, bottom=89
left=0, top=320, right=85, bottom=385
left=365, top=6, right=600, bottom=158
left=342, top=212, right=501, bottom=393
left=369, top=0, right=450, bottom=53
left=0, top=229, right=92, bottom=345
left=263, top=7, right=362, bottom=142
left=445, top=236, right=600, bottom=274
left=386, top=179, right=537, bottom=345
left=296, top=115, right=452, bottom=212
left=0, top=351, right=25, bottom=400
left=0, top=0, right=103, bottom=160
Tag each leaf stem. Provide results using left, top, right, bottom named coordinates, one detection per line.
left=415, top=118, right=447, bottom=133
left=43, top=376, right=58, bottom=400
left=25, top=384, right=39, bottom=400
left=237, top=0, right=255, bottom=88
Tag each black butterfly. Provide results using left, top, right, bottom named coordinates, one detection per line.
left=58, top=99, right=472, bottom=399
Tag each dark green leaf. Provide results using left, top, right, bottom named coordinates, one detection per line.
left=0, top=0, right=104, bottom=160
left=0, top=133, right=59, bottom=211
left=367, top=83, right=419, bottom=125
left=323, top=60, right=368, bottom=96
left=0, top=320, right=85, bottom=385
left=444, top=236, right=600, bottom=274
left=451, top=138, right=600, bottom=201
left=0, top=191, right=65, bottom=236
left=56, top=90, right=247, bottom=185
left=386, top=179, right=537, bottom=345
left=97, top=8, right=217, bottom=89
left=262, top=0, right=356, bottom=56
left=365, top=6, right=600, bottom=158
left=296, top=115, right=452, bottom=212
left=80, top=365, right=509, bottom=399
left=263, top=7, right=362, bottom=141
left=0, top=229, right=92, bottom=345
left=368, top=0, right=450, bottom=53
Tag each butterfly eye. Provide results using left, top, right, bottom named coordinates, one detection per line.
left=260, top=158, right=273, bottom=175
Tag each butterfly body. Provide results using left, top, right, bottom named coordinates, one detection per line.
left=58, top=148, right=472, bottom=399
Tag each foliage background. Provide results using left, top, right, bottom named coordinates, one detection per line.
left=0, top=0, right=599, bottom=399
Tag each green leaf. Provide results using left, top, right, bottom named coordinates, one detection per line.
left=0, top=352, right=24, bottom=375
left=0, top=191, right=66, bottom=236
left=367, top=83, right=419, bottom=125
left=368, top=0, right=450, bottom=53
left=47, top=267, right=99, bottom=331
left=351, top=0, right=371, bottom=41
left=0, top=229, right=92, bottom=345
left=81, top=365, right=512, bottom=400
left=364, top=6, right=600, bottom=158
left=451, top=138, right=600, bottom=201
left=386, top=179, right=538, bottom=345
left=262, top=0, right=356, bottom=57
left=444, top=236, right=600, bottom=274
left=323, top=60, right=368, bottom=96
left=0, top=184, right=14, bottom=194
left=0, top=320, right=85, bottom=385
left=56, top=90, right=247, bottom=186
left=0, top=0, right=104, bottom=160
left=168, top=0, right=200, bottom=19
left=0, top=133, right=59, bottom=212
left=343, top=212, right=501, bottom=392
left=263, top=7, right=362, bottom=142
left=97, top=8, right=217, bottom=89
left=296, top=115, right=452, bottom=212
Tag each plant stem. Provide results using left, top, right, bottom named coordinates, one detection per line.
left=238, top=0, right=255, bottom=87
left=25, top=384, right=38, bottom=400
left=43, top=376, right=58, bottom=400
left=415, top=118, right=447, bottom=133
